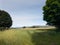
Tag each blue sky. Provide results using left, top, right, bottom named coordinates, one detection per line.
left=0, top=0, right=47, bottom=27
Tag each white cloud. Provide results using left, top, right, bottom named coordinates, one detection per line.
left=1, top=0, right=43, bottom=5
left=0, top=0, right=46, bottom=10
left=0, top=0, right=47, bottom=27
left=11, top=12, right=41, bottom=21
left=11, top=13, right=46, bottom=27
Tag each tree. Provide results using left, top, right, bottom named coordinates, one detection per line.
left=0, top=10, right=12, bottom=30
left=43, top=0, right=60, bottom=29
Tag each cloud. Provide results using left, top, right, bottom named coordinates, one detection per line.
left=1, top=0, right=44, bottom=5
left=0, top=0, right=47, bottom=27
left=12, top=16, right=46, bottom=27
left=0, top=0, right=46, bottom=11
left=11, top=12, right=46, bottom=27
left=12, top=15, right=40, bottom=21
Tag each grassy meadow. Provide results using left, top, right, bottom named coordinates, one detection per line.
left=0, top=28, right=60, bottom=45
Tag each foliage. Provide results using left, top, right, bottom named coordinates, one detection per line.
left=30, top=26, right=40, bottom=28
left=0, top=10, right=12, bottom=30
left=22, top=26, right=26, bottom=28
left=43, top=0, right=60, bottom=28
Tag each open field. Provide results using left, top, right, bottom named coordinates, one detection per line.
left=0, top=28, right=60, bottom=45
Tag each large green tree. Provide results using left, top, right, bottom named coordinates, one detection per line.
left=43, top=0, right=60, bottom=28
left=0, top=10, right=12, bottom=30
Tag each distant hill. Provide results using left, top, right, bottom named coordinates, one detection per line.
left=11, top=26, right=56, bottom=29
left=21, top=26, right=56, bottom=29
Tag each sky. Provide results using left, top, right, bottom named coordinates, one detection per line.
left=0, top=0, right=47, bottom=27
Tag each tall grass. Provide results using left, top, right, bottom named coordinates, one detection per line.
left=0, top=29, right=34, bottom=45
left=0, top=28, right=60, bottom=45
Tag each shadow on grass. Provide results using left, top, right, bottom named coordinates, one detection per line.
left=32, top=29, right=60, bottom=45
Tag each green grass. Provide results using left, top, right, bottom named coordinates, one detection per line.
left=0, top=28, right=60, bottom=45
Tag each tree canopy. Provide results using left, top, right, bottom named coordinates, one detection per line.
left=43, top=0, right=60, bottom=29
left=0, top=10, right=12, bottom=30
